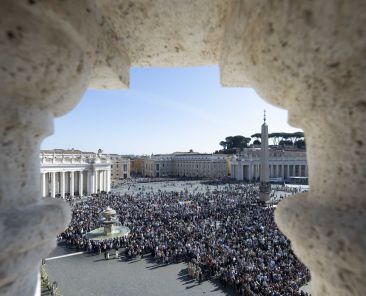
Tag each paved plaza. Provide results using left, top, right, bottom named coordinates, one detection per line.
left=45, top=180, right=309, bottom=296
left=112, top=180, right=224, bottom=195
left=112, top=180, right=308, bottom=203
left=46, top=246, right=232, bottom=296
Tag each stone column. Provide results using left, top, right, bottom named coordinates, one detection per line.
left=92, top=171, right=95, bottom=194
left=60, top=172, right=65, bottom=199
left=79, top=171, right=83, bottom=197
left=41, top=173, right=46, bottom=198
left=103, top=171, right=106, bottom=191
left=254, top=164, right=257, bottom=179
left=98, top=170, right=101, bottom=192
left=106, top=170, right=111, bottom=192
left=51, top=172, right=56, bottom=198
left=86, top=171, right=90, bottom=195
left=237, top=164, right=243, bottom=180
left=104, top=170, right=108, bottom=191
left=101, top=170, right=105, bottom=191
left=248, top=164, right=252, bottom=181
left=275, top=165, right=278, bottom=177
left=274, top=165, right=278, bottom=178
left=99, top=170, right=103, bottom=191
left=279, top=165, right=282, bottom=178
left=268, top=165, right=271, bottom=177
left=70, top=171, right=74, bottom=196
left=101, top=170, right=104, bottom=191
left=93, top=170, right=99, bottom=193
left=101, top=171, right=104, bottom=191
left=94, top=170, right=98, bottom=193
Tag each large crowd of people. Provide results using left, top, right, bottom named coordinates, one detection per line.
left=58, top=181, right=310, bottom=295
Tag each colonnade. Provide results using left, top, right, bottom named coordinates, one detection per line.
left=41, top=169, right=111, bottom=198
left=268, top=164, right=307, bottom=179
left=232, top=163, right=308, bottom=181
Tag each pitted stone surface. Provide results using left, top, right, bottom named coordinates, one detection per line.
left=0, top=1, right=365, bottom=296
left=95, top=0, right=231, bottom=67
left=275, top=194, right=366, bottom=296
left=218, top=2, right=366, bottom=295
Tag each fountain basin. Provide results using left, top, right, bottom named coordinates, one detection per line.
left=85, top=225, right=130, bottom=241
left=85, top=206, right=130, bottom=241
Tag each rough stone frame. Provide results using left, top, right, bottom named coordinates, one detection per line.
left=0, top=1, right=365, bottom=295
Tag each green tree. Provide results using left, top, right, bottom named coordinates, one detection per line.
left=251, top=133, right=262, bottom=139
left=218, top=135, right=251, bottom=152
left=295, top=139, right=306, bottom=149
left=287, top=132, right=304, bottom=146
left=269, top=132, right=283, bottom=145
left=219, top=141, right=227, bottom=150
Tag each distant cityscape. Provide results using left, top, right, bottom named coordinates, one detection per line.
left=40, top=124, right=307, bottom=198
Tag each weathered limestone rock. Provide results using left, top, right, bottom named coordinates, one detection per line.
left=0, top=1, right=109, bottom=294
left=0, top=0, right=365, bottom=295
left=95, top=0, right=231, bottom=67
left=220, top=1, right=366, bottom=295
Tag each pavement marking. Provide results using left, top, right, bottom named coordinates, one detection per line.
left=46, top=251, right=85, bottom=261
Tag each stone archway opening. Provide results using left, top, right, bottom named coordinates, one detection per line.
left=1, top=1, right=364, bottom=296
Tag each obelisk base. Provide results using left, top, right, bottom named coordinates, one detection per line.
left=259, top=182, right=271, bottom=202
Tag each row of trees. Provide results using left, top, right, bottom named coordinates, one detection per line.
left=216, top=132, right=305, bottom=154
left=250, top=132, right=305, bottom=146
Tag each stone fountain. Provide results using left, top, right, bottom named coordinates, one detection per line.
left=85, top=206, right=130, bottom=241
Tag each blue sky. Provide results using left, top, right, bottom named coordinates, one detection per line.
left=42, top=66, right=301, bottom=155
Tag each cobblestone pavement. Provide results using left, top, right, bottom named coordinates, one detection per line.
left=46, top=246, right=233, bottom=296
